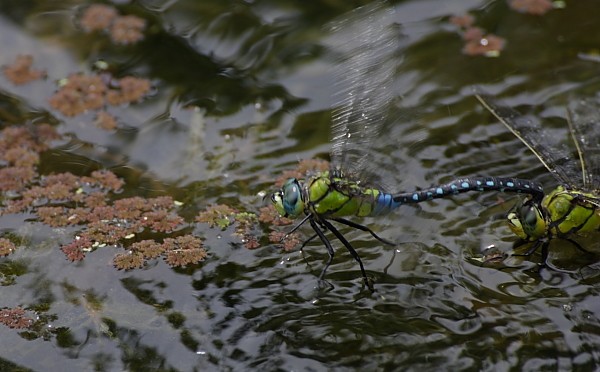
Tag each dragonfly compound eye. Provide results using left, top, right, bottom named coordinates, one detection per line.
left=515, top=202, right=545, bottom=240
left=281, top=178, right=304, bottom=218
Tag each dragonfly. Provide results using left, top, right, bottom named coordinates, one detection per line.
left=476, top=93, right=600, bottom=267
left=270, top=1, right=544, bottom=291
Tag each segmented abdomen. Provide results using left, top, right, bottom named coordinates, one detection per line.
left=371, top=177, right=544, bottom=215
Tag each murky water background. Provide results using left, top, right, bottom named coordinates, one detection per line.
left=2, top=0, right=600, bottom=370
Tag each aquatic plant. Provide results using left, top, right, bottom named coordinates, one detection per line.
left=0, top=122, right=207, bottom=268
left=49, top=73, right=152, bottom=119
left=509, top=0, right=556, bottom=15
left=0, top=239, right=16, bottom=257
left=195, top=205, right=262, bottom=250
left=450, top=15, right=506, bottom=57
left=0, top=307, right=33, bottom=329
left=79, top=4, right=146, bottom=44
left=2, top=55, right=46, bottom=85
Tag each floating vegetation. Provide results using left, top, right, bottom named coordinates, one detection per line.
left=49, top=73, right=152, bottom=118
left=509, top=0, right=556, bottom=15
left=79, top=4, right=146, bottom=45
left=113, top=236, right=207, bottom=270
left=268, top=231, right=301, bottom=252
left=79, top=4, right=118, bottom=32
left=0, top=239, right=16, bottom=257
left=49, top=74, right=106, bottom=116
left=195, top=204, right=238, bottom=229
left=0, top=122, right=205, bottom=268
left=450, top=14, right=505, bottom=57
left=109, top=15, right=147, bottom=45
left=105, top=76, right=152, bottom=106
left=162, top=236, right=207, bottom=267
left=94, top=111, right=118, bottom=131
left=57, top=195, right=186, bottom=261
left=2, top=55, right=46, bottom=85
left=0, top=307, right=33, bottom=329
left=0, top=125, right=58, bottom=195
left=196, top=205, right=261, bottom=250
left=274, top=159, right=329, bottom=187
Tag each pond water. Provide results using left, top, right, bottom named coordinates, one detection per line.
left=1, top=0, right=600, bottom=371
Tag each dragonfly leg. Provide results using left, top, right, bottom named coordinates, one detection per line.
left=512, top=240, right=543, bottom=257
left=332, top=217, right=395, bottom=246
left=284, top=214, right=311, bottom=238
left=321, top=219, right=375, bottom=292
left=298, top=233, right=319, bottom=252
left=309, top=219, right=335, bottom=285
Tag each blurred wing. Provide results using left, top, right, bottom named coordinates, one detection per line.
left=475, top=93, right=582, bottom=189
left=326, top=1, right=399, bottom=182
left=567, top=97, right=600, bottom=192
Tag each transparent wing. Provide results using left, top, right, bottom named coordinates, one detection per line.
left=325, top=1, right=399, bottom=183
left=475, top=93, right=582, bottom=189
left=567, top=97, right=600, bottom=192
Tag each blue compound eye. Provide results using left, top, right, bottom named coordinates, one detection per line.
left=280, top=178, right=304, bottom=218
left=282, top=179, right=299, bottom=205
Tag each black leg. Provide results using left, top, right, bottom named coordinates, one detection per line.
left=298, top=233, right=319, bottom=252
left=512, top=240, right=543, bottom=257
left=309, top=218, right=335, bottom=284
left=321, top=219, right=375, bottom=292
left=284, top=214, right=311, bottom=237
left=332, top=217, right=396, bottom=246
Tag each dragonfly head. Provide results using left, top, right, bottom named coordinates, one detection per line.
left=507, top=198, right=546, bottom=241
left=270, top=178, right=305, bottom=218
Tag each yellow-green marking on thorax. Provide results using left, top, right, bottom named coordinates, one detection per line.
left=544, top=186, right=600, bottom=237
left=509, top=185, right=600, bottom=241
left=306, top=172, right=381, bottom=218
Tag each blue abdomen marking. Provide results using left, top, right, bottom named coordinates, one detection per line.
left=372, top=192, right=403, bottom=215
left=391, top=176, right=544, bottom=205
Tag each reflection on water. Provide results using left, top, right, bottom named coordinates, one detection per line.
left=1, top=0, right=600, bottom=370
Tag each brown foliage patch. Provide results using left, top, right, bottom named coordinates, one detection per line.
left=110, top=15, right=147, bottom=45
left=450, top=14, right=506, bottom=57
left=80, top=4, right=146, bottom=44
left=509, top=0, right=554, bottom=15
left=0, top=307, right=33, bottom=329
left=0, top=238, right=16, bottom=256
left=80, top=4, right=118, bottom=32
left=49, top=73, right=152, bottom=122
left=2, top=55, right=46, bottom=85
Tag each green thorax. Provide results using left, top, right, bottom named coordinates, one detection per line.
left=304, top=171, right=382, bottom=218
left=543, top=185, right=600, bottom=238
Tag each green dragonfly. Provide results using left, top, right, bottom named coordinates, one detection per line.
left=476, top=94, right=600, bottom=266
left=270, top=2, right=544, bottom=291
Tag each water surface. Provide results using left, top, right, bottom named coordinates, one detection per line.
left=1, top=0, right=600, bottom=370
